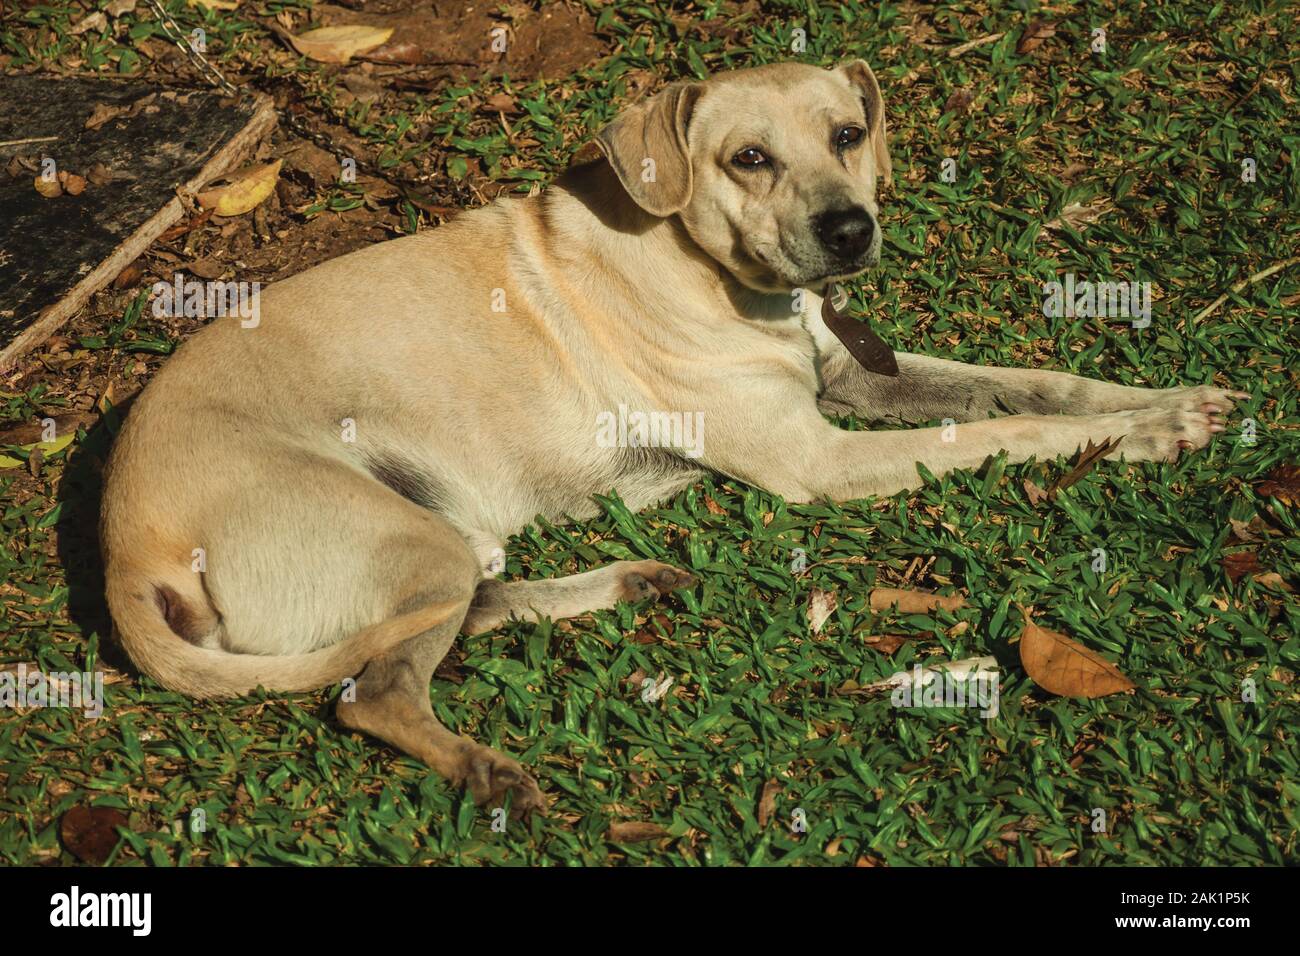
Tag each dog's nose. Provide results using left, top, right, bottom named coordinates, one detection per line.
left=815, top=206, right=876, bottom=261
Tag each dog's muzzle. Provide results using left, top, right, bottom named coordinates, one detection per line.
left=814, top=206, right=877, bottom=265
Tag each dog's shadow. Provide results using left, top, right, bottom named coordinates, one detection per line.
left=55, top=397, right=135, bottom=675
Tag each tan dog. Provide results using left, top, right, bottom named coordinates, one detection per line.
left=101, top=61, right=1244, bottom=813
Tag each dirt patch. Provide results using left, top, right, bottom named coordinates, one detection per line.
left=309, top=1, right=609, bottom=82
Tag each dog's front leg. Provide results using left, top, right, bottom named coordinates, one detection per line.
left=704, top=393, right=1232, bottom=503
left=817, top=349, right=1245, bottom=426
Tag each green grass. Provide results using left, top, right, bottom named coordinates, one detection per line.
left=1, top=0, right=1298, bottom=865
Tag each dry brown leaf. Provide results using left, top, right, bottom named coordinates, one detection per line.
left=1023, top=477, right=1048, bottom=506
left=1253, top=572, right=1295, bottom=593
left=483, top=93, right=521, bottom=114
left=188, top=0, right=240, bottom=10
left=702, top=493, right=726, bottom=515
left=757, top=780, right=781, bottom=828
left=70, top=11, right=108, bottom=35
left=1047, top=436, right=1118, bottom=497
left=1018, top=608, right=1135, bottom=698
left=868, top=587, right=965, bottom=614
left=113, top=260, right=145, bottom=289
left=33, top=176, right=62, bottom=198
left=61, top=805, right=129, bottom=865
left=0, top=413, right=92, bottom=446
left=106, top=0, right=138, bottom=15
left=807, top=588, right=837, bottom=634
left=1227, top=516, right=1265, bottom=543
left=197, top=159, right=282, bottom=216
left=1042, top=200, right=1113, bottom=234
left=86, top=161, right=114, bottom=186
left=1256, top=464, right=1300, bottom=506
left=1016, top=19, right=1056, bottom=54
left=608, top=821, right=669, bottom=843
left=944, top=88, right=974, bottom=114
left=291, top=25, right=394, bottom=64
left=864, top=633, right=908, bottom=654
left=1223, top=551, right=1263, bottom=583
left=85, top=102, right=130, bottom=130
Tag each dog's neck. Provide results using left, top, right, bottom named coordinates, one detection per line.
left=545, top=160, right=807, bottom=329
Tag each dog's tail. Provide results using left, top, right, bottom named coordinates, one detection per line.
left=104, top=562, right=465, bottom=700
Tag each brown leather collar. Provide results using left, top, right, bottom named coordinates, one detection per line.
left=820, top=284, right=898, bottom=376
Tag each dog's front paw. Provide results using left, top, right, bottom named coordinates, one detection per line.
left=461, top=743, right=546, bottom=818
left=1106, top=400, right=1228, bottom=463
left=618, top=561, right=697, bottom=603
left=1151, top=384, right=1249, bottom=423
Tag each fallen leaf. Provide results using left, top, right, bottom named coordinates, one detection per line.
left=1023, top=477, right=1048, bottom=506
left=106, top=0, right=137, bottom=15
left=85, top=102, right=130, bottom=130
left=1227, top=516, right=1265, bottom=543
left=70, top=11, right=108, bottom=35
left=1223, top=551, right=1263, bottom=583
left=1253, top=572, right=1295, bottom=593
left=33, top=176, right=62, bottom=198
left=1018, top=608, right=1135, bottom=698
left=856, top=655, right=999, bottom=695
left=1047, top=436, right=1118, bottom=497
left=483, top=92, right=521, bottom=114
left=197, top=159, right=282, bottom=216
left=757, top=780, right=781, bottom=828
left=0, top=413, right=91, bottom=446
left=608, top=821, right=669, bottom=843
left=944, top=88, right=974, bottom=114
left=85, top=161, right=114, bottom=186
left=357, top=41, right=426, bottom=65
left=158, top=208, right=213, bottom=241
left=1042, top=200, right=1113, bottom=235
left=1256, top=464, right=1300, bottom=506
left=1060, top=161, right=1089, bottom=181
left=807, top=587, right=837, bottom=635
left=185, top=258, right=225, bottom=280
left=1016, top=19, right=1056, bottom=54
left=188, top=0, right=240, bottom=9
left=343, top=73, right=385, bottom=104
left=291, top=25, right=394, bottom=65
left=0, top=432, right=75, bottom=468
left=60, top=805, right=128, bottom=864
left=628, top=612, right=669, bottom=645
left=868, top=587, right=966, bottom=614
left=864, top=633, right=908, bottom=654
left=702, top=493, right=726, bottom=515
left=113, top=260, right=145, bottom=289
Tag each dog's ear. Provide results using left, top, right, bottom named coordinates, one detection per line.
left=840, top=59, right=892, bottom=189
left=596, top=80, right=705, bottom=217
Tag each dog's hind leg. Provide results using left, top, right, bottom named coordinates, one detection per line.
left=336, top=600, right=546, bottom=815
left=461, top=560, right=695, bottom=634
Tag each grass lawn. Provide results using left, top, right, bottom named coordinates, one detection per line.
left=1, top=0, right=1297, bottom=866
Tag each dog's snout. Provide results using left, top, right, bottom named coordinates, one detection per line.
left=815, top=206, right=876, bottom=261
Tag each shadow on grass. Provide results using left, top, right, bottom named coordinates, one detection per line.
left=55, top=394, right=136, bottom=675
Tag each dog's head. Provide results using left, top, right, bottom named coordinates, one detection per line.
left=596, top=61, right=891, bottom=293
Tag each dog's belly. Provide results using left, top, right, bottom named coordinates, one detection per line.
left=367, top=441, right=705, bottom=552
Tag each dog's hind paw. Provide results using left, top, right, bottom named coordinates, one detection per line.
left=462, top=743, right=546, bottom=818
left=619, top=561, right=697, bottom=603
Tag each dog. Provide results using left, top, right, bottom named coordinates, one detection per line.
left=100, top=60, right=1245, bottom=814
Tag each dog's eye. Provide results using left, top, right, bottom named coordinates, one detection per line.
left=733, top=147, right=768, bottom=168
left=836, top=126, right=865, bottom=148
